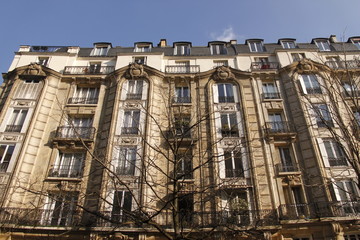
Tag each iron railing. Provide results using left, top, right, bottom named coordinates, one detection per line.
left=5, top=125, right=22, bottom=132
left=126, top=93, right=142, bottom=100
left=173, top=96, right=191, bottom=103
left=265, top=121, right=293, bottom=133
left=262, top=92, right=281, bottom=99
left=54, top=126, right=95, bottom=140
left=218, top=96, right=235, bottom=103
left=326, top=60, right=360, bottom=69
left=167, top=127, right=192, bottom=139
left=68, top=97, right=98, bottom=104
left=221, top=128, right=239, bottom=138
left=64, top=66, right=115, bottom=75
left=225, top=169, right=245, bottom=178
left=121, top=127, right=139, bottom=135
left=0, top=162, right=9, bottom=172
left=328, top=157, right=348, bottom=167
left=306, top=87, right=322, bottom=94
left=251, top=62, right=279, bottom=70
left=165, top=65, right=200, bottom=74
left=48, top=164, right=83, bottom=178
left=276, top=163, right=299, bottom=173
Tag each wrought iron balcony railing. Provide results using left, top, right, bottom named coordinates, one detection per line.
left=276, top=163, right=299, bottom=173
left=0, top=208, right=78, bottom=227
left=64, top=66, right=115, bottom=75
left=218, top=96, right=235, bottom=103
left=251, top=62, right=279, bottom=70
left=54, top=126, right=95, bottom=140
left=221, top=128, right=239, bottom=138
left=165, top=65, right=200, bottom=74
left=317, top=120, right=334, bottom=128
left=265, top=121, right=293, bottom=134
left=126, top=93, right=142, bottom=100
left=68, top=97, right=98, bottom=104
left=225, top=169, right=245, bottom=178
left=5, top=125, right=22, bottom=132
left=121, top=127, right=139, bottom=135
left=48, top=164, right=83, bottom=178
left=306, top=87, right=322, bottom=94
left=0, top=162, right=9, bottom=172
left=326, top=60, right=360, bottom=69
left=262, top=92, right=281, bottom=100
left=173, top=96, right=191, bottom=103
left=328, top=157, right=348, bottom=166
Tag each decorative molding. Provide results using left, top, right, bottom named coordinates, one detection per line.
left=212, top=66, right=235, bottom=81
left=126, top=63, right=148, bottom=79
left=19, top=63, right=46, bottom=77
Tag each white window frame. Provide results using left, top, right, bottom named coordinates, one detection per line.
left=37, top=57, right=49, bottom=66
left=291, top=53, right=305, bottom=62
left=281, top=41, right=296, bottom=49
left=42, top=193, right=78, bottom=226
left=90, top=46, right=109, bottom=56
left=14, top=79, right=42, bottom=99
left=220, top=113, right=239, bottom=137
left=351, top=39, right=360, bottom=49
left=174, top=86, right=190, bottom=103
left=0, top=144, right=15, bottom=172
left=113, top=146, right=137, bottom=176
left=133, top=56, right=146, bottom=64
left=174, top=44, right=190, bottom=55
left=111, top=190, right=133, bottom=222
left=312, top=104, right=333, bottom=128
left=315, top=40, right=331, bottom=51
left=122, top=110, right=141, bottom=134
left=71, top=87, right=99, bottom=104
left=262, top=82, right=280, bottom=99
left=213, top=60, right=228, bottom=67
left=224, top=150, right=244, bottom=178
left=211, top=44, right=227, bottom=55
left=278, top=147, right=294, bottom=171
left=249, top=41, right=264, bottom=52
left=216, top=83, right=235, bottom=103
left=299, top=74, right=322, bottom=94
left=135, top=44, right=151, bottom=53
left=6, top=109, right=28, bottom=132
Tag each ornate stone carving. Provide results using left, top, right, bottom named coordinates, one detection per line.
left=2, top=135, right=18, bottom=141
left=282, top=175, right=302, bottom=185
left=213, top=66, right=235, bottom=81
left=127, top=63, right=148, bottom=79
left=20, top=63, right=46, bottom=77
left=331, top=223, right=344, bottom=240
left=296, top=59, right=316, bottom=73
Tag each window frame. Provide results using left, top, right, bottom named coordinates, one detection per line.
left=134, top=44, right=151, bottom=53
left=70, top=87, right=99, bottom=104
left=174, top=44, right=191, bottom=56
left=224, top=150, right=244, bottom=178
left=6, top=109, right=28, bottom=132
left=262, top=82, right=280, bottom=99
left=0, top=144, right=15, bottom=172
left=281, top=41, right=296, bottom=49
left=312, top=104, right=334, bottom=128
left=122, top=110, right=141, bottom=135
left=210, top=44, right=227, bottom=55
left=315, top=40, right=331, bottom=51
left=248, top=41, right=264, bottom=52
left=300, top=74, right=322, bottom=94
left=42, top=193, right=78, bottom=226
left=220, top=113, right=239, bottom=137
left=113, top=146, right=137, bottom=176
left=90, top=46, right=109, bottom=56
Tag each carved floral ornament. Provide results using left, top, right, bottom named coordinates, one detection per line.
left=19, top=63, right=46, bottom=77
left=294, top=59, right=319, bottom=74
left=212, top=66, right=235, bottom=81
left=126, top=63, right=148, bottom=79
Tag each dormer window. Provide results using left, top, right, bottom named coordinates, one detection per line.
left=210, top=43, right=227, bottom=55
left=248, top=40, right=264, bottom=52
left=135, top=43, right=152, bottom=53
left=281, top=41, right=296, bottom=49
left=90, top=42, right=111, bottom=56
left=314, top=40, right=330, bottom=51
left=174, top=43, right=191, bottom=56
left=351, top=39, right=360, bottom=49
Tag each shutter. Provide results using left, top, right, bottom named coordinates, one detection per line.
left=317, top=138, right=330, bottom=167
left=120, top=80, right=129, bottom=100
left=233, top=84, right=239, bottom=103
left=213, top=84, right=219, bottom=103
left=214, top=112, right=222, bottom=138
left=218, top=148, right=225, bottom=179
left=309, top=105, right=318, bottom=128
left=299, top=75, right=308, bottom=94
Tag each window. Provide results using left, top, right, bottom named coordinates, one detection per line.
left=221, top=113, right=239, bottom=137
left=176, top=152, right=193, bottom=179
left=69, top=87, right=99, bottom=104
left=178, top=194, right=194, bottom=223
left=90, top=47, right=108, bottom=56
left=222, top=191, right=250, bottom=224
left=135, top=44, right=151, bottom=53
left=343, top=83, right=359, bottom=97
left=262, top=82, right=280, bottom=99
left=323, top=140, right=346, bottom=166
left=224, top=151, right=244, bottom=178
left=333, top=180, right=360, bottom=214
left=213, top=60, right=228, bottom=67
left=281, top=41, right=296, bottom=49
left=249, top=41, right=264, bottom=52
left=133, top=56, right=146, bottom=64
left=60, top=117, right=93, bottom=139
left=313, top=104, right=333, bottom=127
left=42, top=193, right=78, bottom=226
left=175, top=44, right=190, bottom=56
left=278, top=147, right=295, bottom=172
left=267, top=113, right=285, bottom=132
left=354, top=110, right=360, bottom=125
left=14, top=79, right=42, bottom=99
left=127, top=80, right=144, bottom=100
left=112, top=191, right=132, bottom=222
left=173, top=115, right=191, bottom=137
left=38, top=57, right=49, bottom=66
left=6, top=109, right=28, bottom=132
left=315, top=40, right=331, bottom=51
left=174, top=86, right=190, bottom=103
left=217, top=83, right=235, bottom=103
left=122, top=110, right=140, bottom=134
left=300, top=74, right=322, bottom=94
left=211, top=44, right=227, bottom=55
left=292, top=53, right=305, bottom=62
left=113, top=147, right=137, bottom=175
left=49, top=152, right=84, bottom=178
left=0, top=145, right=15, bottom=172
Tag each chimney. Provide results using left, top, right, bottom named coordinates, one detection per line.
left=329, top=35, right=337, bottom=43
left=230, top=40, right=237, bottom=45
left=158, top=39, right=167, bottom=47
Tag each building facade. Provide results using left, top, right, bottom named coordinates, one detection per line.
left=0, top=36, right=359, bottom=239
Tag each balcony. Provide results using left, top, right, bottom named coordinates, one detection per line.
left=68, top=97, right=98, bottom=105
left=305, top=87, right=322, bottom=94
left=221, top=127, right=239, bottom=138
left=53, top=127, right=95, bottom=147
left=326, top=60, right=360, bottom=70
left=276, top=163, right=300, bottom=173
left=262, top=92, right=281, bottom=100
left=5, top=125, right=22, bottom=132
left=0, top=162, right=9, bottom=173
left=0, top=208, right=79, bottom=227
left=64, top=66, right=115, bottom=75
left=265, top=121, right=296, bottom=142
left=167, top=127, right=193, bottom=144
left=328, top=157, right=348, bottom=167
left=173, top=96, right=191, bottom=103
left=251, top=62, right=279, bottom=70
left=126, top=93, right=142, bottom=100
left=225, top=169, right=245, bottom=178
left=165, top=65, right=200, bottom=74
left=279, top=201, right=360, bottom=220
left=219, top=96, right=235, bottom=103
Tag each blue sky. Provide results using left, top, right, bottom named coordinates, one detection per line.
left=0, top=0, right=359, bottom=75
